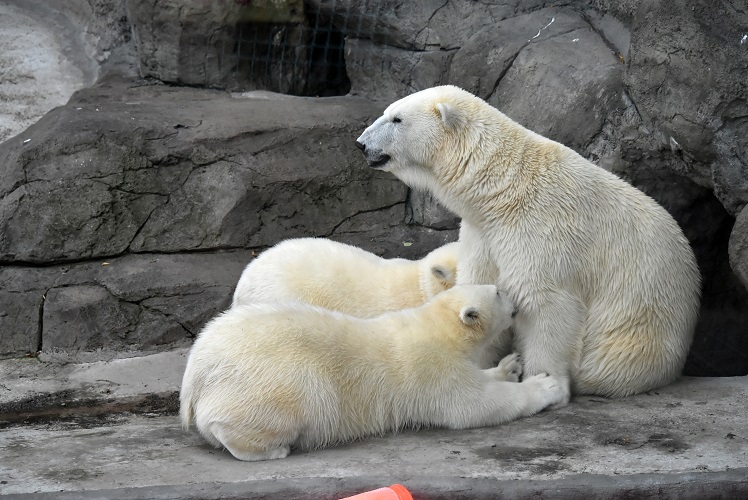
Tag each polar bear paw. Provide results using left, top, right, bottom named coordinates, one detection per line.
left=494, top=353, right=522, bottom=382
left=523, top=373, right=568, bottom=409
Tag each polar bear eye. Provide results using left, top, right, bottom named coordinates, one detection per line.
left=392, top=117, right=402, bottom=124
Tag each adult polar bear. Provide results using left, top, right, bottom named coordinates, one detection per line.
left=355, top=85, right=701, bottom=405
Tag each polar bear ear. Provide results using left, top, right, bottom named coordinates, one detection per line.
left=431, top=265, right=454, bottom=283
left=436, top=102, right=466, bottom=130
left=459, top=305, right=481, bottom=326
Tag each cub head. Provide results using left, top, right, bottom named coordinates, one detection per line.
left=435, top=284, right=516, bottom=346
left=355, top=85, right=489, bottom=197
left=419, top=241, right=460, bottom=299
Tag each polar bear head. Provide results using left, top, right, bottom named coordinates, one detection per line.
left=419, top=241, right=459, bottom=299
left=355, top=86, right=495, bottom=209
left=430, top=284, right=516, bottom=346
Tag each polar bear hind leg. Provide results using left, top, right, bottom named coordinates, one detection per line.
left=574, top=321, right=689, bottom=398
left=207, top=422, right=292, bottom=462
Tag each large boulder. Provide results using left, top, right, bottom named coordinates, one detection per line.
left=0, top=76, right=457, bottom=358
left=729, top=207, right=748, bottom=289
left=625, top=0, right=748, bottom=216
left=450, top=8, right=625, bottom=151
left=1, top=252, right=247, bottom=359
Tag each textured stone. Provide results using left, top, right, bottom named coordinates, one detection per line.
left=43, top=285, right=144, bottom=351
left=127, top=0, right=238, bottom=87
left=405, top=191, right=460, bottom=231
left=729, top=206, right=748, bottom=291
left=308, top=0, right=575, bottom=50
left=345, top=38, right=454, bottom=99
left=0, top=252, right=251, bottom=359
left=0, top=77, right=401, bottom=263
left=625, top=0, right=748, bottom=215
left=483, top=10, right=624, bottom=151
left=307, top=0, right=450, bottom=50
left=126, top=0, right=343, bottom=95
left=0, top=291, right=42, bottom=356
left=0, top=76, right=459, bottom=358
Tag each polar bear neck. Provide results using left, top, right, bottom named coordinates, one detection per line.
left=432, top=111, right=567, bottom=228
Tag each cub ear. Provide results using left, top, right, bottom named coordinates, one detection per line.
left=459, top=305, right=480, bottom=326
left=436, top=102, right=466, bottom=130
left=431, top=265, right=454, bottom=283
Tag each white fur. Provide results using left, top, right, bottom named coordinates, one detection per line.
left=180, top=285, right=564, bottom=461
left=356, top=85, right=701, bottom=404
left=231, top=238, right=459, bottom=316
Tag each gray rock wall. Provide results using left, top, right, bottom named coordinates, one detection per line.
left=0, top=78, right=455, bottom=359
left=0, top=0, right=746, bottom=375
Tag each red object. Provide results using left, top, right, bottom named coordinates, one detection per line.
left=341, top=484, right=413, bottom=500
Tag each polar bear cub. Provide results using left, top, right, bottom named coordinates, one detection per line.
left=180, top=284, right=564, bottom=461
left=356, top=85, right=701, bottom=405
left=231, top=238, right=459, bottom=316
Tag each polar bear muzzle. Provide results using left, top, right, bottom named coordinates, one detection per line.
left=354, top=140, right=391, bottom=169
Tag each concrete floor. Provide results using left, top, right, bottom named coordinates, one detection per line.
left=1, top=350, right=746, bottom=499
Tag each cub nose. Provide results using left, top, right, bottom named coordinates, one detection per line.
left=355, top=140, right=366, bottom=152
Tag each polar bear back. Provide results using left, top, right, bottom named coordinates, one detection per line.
left=232, top=238, right=458, bottom=317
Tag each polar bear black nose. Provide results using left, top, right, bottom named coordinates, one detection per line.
left=355, top=140, right=366, bottom=152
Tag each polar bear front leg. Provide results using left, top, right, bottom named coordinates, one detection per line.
left=456, top=221, right=500, bottom=286
left=458, top=222, right=514, bottom=368
left=513, top=290, right=585, bottom=408
left=484, top=352, right=522, bottom=382
left=442, top=373, right=565, bottom=429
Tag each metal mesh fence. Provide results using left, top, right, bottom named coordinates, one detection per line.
left=230, top=1, right=350, bottom=96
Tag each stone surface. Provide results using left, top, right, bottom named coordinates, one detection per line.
left=344, top=38, right=455, bottom=100
left=0, top=350, right=746, bottom=497
left=0, top=1, right=92, bottom=143
left=453, top=9, right=624, bottom=151
left=625, top=0, right=748, bottom=216
left=0, top=78, right=382, bottom=263
left=0, top=0, right=135, bottom=143
left=729, top=206, right=748, bottom=290
left=126, top=0, right=238, bottom=87
left=0, top=76, right=458, bottom=358
left=0, top=252, right=249, bottom=360
left=127, top=0, right=349, bottom=96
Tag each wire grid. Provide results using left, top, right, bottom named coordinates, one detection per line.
left=232, top=2, right=350, bottom=96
